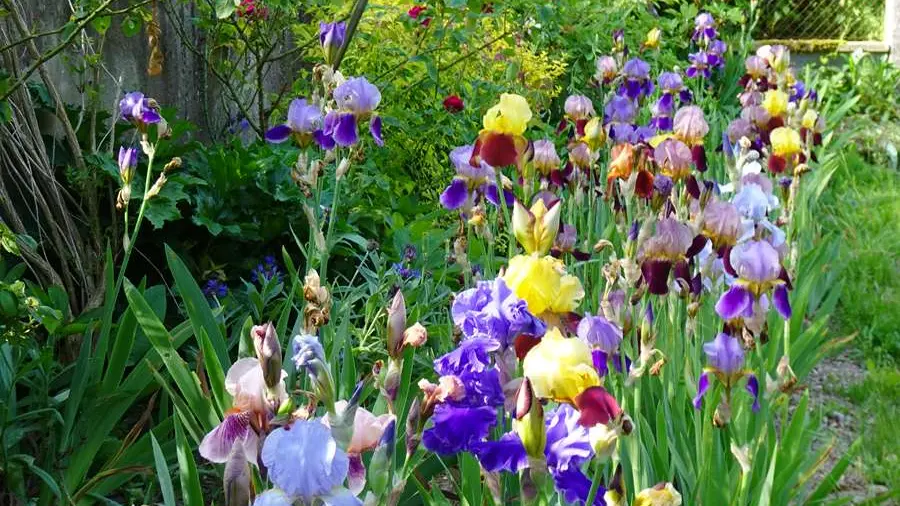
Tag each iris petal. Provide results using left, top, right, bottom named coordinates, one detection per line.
left=440, top=179, right=470, bottom=210
left=773, top=284, right=792, bottom=320
left=746, top=374, right=760, bottom=412
left=265, top=124, right=293, bottom=143
left=369, top=115, right=384, bottom=146
left=693, top=372, right=710, bottom=409
left=715, top=285, right=752, bottom=320
left=334, top=113, right=359, bottom=147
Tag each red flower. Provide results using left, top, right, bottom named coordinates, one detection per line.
left=443, top=95, right=464, bottom=113
left=408, top=5, right=426, bottom=18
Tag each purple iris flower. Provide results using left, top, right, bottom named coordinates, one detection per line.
left=265, top=98, right=323, bottom=145
left=693, top=12, right=718, bottom=43
left=715, top=240, right=791, bottom=321
left=650, top=94, right=675, bottom=131
left=657, top=72, right=683, bottom=94
left=693, top=333, right=760, bottom=413
left=423, top=338, right=505, bottom=455
left=391, top=262, right=421, bottom=279
left=605, top=95, right=637, bottom=125
left=471, top=404, right=603, bottom=505
left=709, top=39, right=728, bottom=58
left=610, top=123, right=636, bottom=144
left=577, top=313, right=622, bottom=353
left=687, top=51, right=720, bottom=79
left=119, top=91, right=161, bottom=127
left=440, top=145, right=512, bottom=212
left=260, top=420, right=361, bottom=505
left=451, top=278, right=546, bottom=349
left=790, top=80, right=817, bottom=102
left=325, top=77, right=383, bottom=147
left=620, top=58, right=653, bottom=100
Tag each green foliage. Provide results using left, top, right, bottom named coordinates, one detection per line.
left=842, top=367, right=900, bottom=489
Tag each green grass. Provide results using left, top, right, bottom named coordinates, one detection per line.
left=841, top=367, right=900, bottom=488
left=818, top=123, right=900, bottom=492
left=819, top=143, right=900, bottom=364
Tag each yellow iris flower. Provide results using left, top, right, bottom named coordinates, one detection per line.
left=770, top=127, right=802, bottom=157
left=482, top=93, right=533, bottom=136
left=761, top=90, right=788, bottom=118
left=633, top=483, right=682, bottom=506
left=503, top=254, right=584, bottom=315
left=513, top=198, right=561, bottom=255
left=521, top=328, right=600, bottom=403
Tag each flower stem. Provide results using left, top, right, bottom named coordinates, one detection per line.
left=585, top=459, right=604, bottom=506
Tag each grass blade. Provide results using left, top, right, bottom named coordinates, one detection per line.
left=150, top=431, right=177, bottom=506
left=174, top=416, right=204, bottom=506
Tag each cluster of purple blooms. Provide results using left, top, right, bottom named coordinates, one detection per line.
left=687, top=13, right=727, bottom=79
left=202, top=278, right=229, bottom=299
left=253, top=255, right=283, bottom=284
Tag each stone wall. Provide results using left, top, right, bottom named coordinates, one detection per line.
left=888, top=0, right=900, bottom=63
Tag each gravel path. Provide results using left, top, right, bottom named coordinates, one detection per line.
left=805, top=355, right=895, bottom=505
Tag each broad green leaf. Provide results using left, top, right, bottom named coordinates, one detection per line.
left=125, top=280, right=218, bottom=430
left=166, top=246, right=229, bottom=369
left=215, top=0, right=237, bottom=19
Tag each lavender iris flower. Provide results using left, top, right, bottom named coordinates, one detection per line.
left=620, top=58, right=653, bottom=100
left=471, top=404, right=603, bottom=505
left=440, top=145, right=510, bottom=212
left=119, top=91, right=161, bottom=126
left=325, top=77, right=383, bottom=148
left=693, top=333, right=760, bottom=413
left=260, top=420, right=362, bottom=505
left=715, top=240, right=791, bottom=321
left=265, top=98, right=323, bottom=145
left=692, top=12, right=718, bottom=42
left=657, top=72, right=683, bottom=94
left=451, top=278, right=546, bottom=348
left=605, top=95, right=637, bottom=125
left=687, top=51, right=720, bottom=79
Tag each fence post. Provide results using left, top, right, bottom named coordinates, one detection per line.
left=889, top=0, right=900, bottom=63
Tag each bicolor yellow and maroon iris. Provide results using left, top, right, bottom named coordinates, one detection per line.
left=471, top=94, right=532, bottom=169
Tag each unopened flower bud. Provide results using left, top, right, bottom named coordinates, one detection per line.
left=513, top=378, right=546, bottom=458
left=713, top=399, right=732, bottom=427
left=403, top=322, right=428, bottom=348
left=223, top=446, right=251, bottom=506
left=163, top=157, right=182, bottom=172
left=405, top=397, right=422, bottom=457
left=368, top=419, right=396, bottom=496
left=387, top=291, right=407, bottom=358
left=588, top=423, right=618, bottom=463
left=336, top=157, right=350, bottom=180
left=252, top=322, right=282, bottom=389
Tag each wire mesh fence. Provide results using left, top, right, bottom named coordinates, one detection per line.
left=753, top=0, right=886, bottom=40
